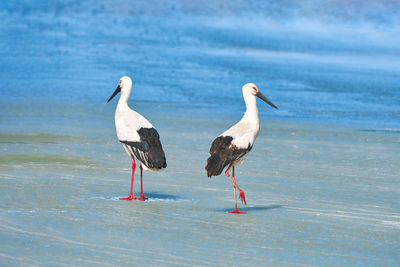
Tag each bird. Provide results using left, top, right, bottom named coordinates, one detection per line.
left=107, top=76, right=167, bottom=201
left=205, top=83, right=278, bottom=214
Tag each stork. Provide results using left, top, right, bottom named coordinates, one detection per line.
left=107, top=76, right=167, bottom=201
left=205, top=83, right=278, bottom=213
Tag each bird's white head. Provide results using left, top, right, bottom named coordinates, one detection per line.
left=107, top=76, right=133, bottom=103
left=242, top=83, right=278, bottom=110
left=242, top=83, right=259, bottom=98
left=119, top=76, right=132, bottom=91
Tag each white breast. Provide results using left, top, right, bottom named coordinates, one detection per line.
left=221, top=119, right=259, bottom=149
left=115, top=105, right=153, bottom=142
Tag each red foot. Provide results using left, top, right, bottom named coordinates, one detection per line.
left=239, top=191, right=246, bottom=205
left=136, top=195, right=148, bottom=201
left=228, top=208, right=247, bottom=214
left=119, top=196, right=137, bottom=200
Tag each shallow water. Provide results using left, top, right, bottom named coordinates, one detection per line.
left=1, top=1, right=400, bottom=266
left=1, top=102, right=399, bottom=266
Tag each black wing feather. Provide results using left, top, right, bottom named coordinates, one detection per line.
left=205, top=136, right=251, bottom=177
left=121, top=127, right=167, bottom=169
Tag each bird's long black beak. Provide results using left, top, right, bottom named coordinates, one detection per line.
left=256, top=91, right=278, bottom=109
left=107, top=85, right=121, bottom=103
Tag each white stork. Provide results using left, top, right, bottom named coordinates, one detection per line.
left=205, top=83, right=278, bottom=213
left=107, top=76, right=167, bottom=201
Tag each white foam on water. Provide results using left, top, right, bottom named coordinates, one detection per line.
left=88, top=196, right=192, bottom=203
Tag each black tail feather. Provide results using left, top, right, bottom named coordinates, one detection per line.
left=205, top=153, right=227, bottom=177
left=148, top=145, right=167, bottom=169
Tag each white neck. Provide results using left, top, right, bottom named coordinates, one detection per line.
left=242, top=94, right=259, bottom=122
left=116, top=86, right=131, bottom=110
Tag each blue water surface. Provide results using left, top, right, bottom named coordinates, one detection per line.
left=1, top=0, right=399, bottom=128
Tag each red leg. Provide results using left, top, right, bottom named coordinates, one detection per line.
left=225, top=166, right=246, bottom=214
left=120, top=156, right=137, bottom=200
left=136, top=164, right=148, bottom=201
left=233, top=167, right=246, bottom=205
